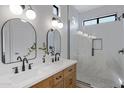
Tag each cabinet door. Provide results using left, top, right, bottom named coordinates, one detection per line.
left=52, top=71, right=63, bottom=85
left=54, top=81, right=64, bottom=88
left=64, top=65, right=75, bottom=78
left=31, top=78, right=51, bottom=88
left=64, top=72, right=75, bottom=88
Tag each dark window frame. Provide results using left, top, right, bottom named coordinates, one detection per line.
left=83, top=14, right=117, bottom=26
left=53, top=5, right=59, bottom=16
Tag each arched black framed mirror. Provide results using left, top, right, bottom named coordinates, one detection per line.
left=1, top=18, right=37, bottom=64
left=46, top=29, right=61, bottom=55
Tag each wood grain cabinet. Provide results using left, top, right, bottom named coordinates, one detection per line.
left=31, top=64, right=76, bottom=88
left=54, top=80, right=64, bottom=88
left=52, top=71, right=64, bottom=88
left=64, top=64, right=76, bottom=88
left=31, top=78, right=52, bottom=88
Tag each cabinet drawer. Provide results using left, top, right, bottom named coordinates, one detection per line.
left=54, top=81, right=64, bottom=88
left=64, top=73, right=75, bottom=88
left=64, top=64, right=76, bottom=78
left=52, top=71, right=63, bottom=85
left=31, top=78, right=50, bottom=88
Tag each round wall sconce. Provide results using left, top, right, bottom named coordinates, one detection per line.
left=26, top=9, right=36, bottom=20
left=51, top=17, right=58, bottom=27
left=58, top=22, right=63, bottom=29
left=9, top=5, right=36, bottom=20
left=26, top=5, right=36, bottom=20
left=51, top=17, right=63, bottom=29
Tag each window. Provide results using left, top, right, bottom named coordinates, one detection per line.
left=99, top=15, right=116, bottom=24
left=83, top=19, right=97, bottom=26
left=53, top=5, right=60, bottom=17
left=83, top=14, right=117, bottom=26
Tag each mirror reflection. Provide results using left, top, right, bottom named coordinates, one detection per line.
left=1, top=18, right=37, bottom=64
left=46, top=29, right=61, bottom=55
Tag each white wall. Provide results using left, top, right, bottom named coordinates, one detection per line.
left=76, top=5, right=124, bottom=87
left=0, top=5, right=68, bottom=77
left=69, top=6, right=80, bottom=60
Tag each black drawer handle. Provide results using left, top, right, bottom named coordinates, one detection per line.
left=56, top=77, right=59, bottom=80
left=56, top=75, right=62, bottom=80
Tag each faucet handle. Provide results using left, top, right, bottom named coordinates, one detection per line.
left=42, top=58, right=45, bottom=63
left=58, top=57, right=60, bottom=61
left=12, top=67, right=18, bottom=74
left=17, top=56, right=22, bottom=61
left=23, top=57, right=28, bottom=63
left=28, top=63, right=33, bottom=69
left=52, top=58, right=54, bottom=62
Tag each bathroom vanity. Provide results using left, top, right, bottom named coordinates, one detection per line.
left=0, top=59, right=77, bottom=88
left=31, top=64, right=76, bottom=88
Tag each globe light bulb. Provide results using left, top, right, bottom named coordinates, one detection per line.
left=9, top=5, right=23, bottom=15
left=58, top=22, right=63, bottom=29
left=52, top=20, right=58, bottom=27
left=26, top=9, right=36, bottom=20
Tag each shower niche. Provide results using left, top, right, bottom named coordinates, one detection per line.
left=92, top=38, right=103, bottom=56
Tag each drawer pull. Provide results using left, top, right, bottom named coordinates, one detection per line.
left=56, top=77, right=59, bottom=80
left=56, top=76, right=62, bottom=80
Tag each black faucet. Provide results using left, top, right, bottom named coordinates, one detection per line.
left=42, top=55, right=45, bottom=63
left=17, top=56, right=22, bottom=61
left=55, top=53, right=60, bottom=61
left=28, top=63, right=33, bottom=69
left=12, top=67, right=19, bottom=74
left=22, top=58, right=28, bottom=71
left=12, top=56, right=22, bottom=74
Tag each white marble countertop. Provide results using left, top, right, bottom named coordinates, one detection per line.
left=0, top=59, right=77, bottom=88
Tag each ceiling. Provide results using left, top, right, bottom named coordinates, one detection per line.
left=73, top=5, right=103, bottom=13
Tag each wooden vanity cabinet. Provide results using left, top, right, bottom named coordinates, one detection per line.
left=31, top=78, right=52, bottom=88
left=52, top=71, right=64, bottom=88
left=54, top=81, right=64, bottom=88
left=31, top=64, right=76, bottom=88
left=64, top=64, right=76, bottom=88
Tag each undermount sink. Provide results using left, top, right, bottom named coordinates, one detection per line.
left=0, top=59, right=68, bottom=87
left=10, top=67, right=38, bottom=84
left=0, top=75, right=12, bottom=88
